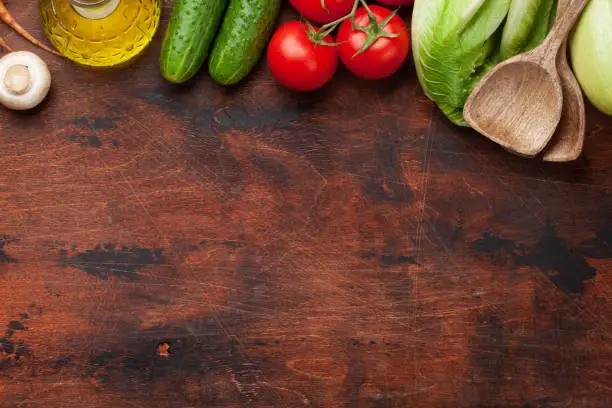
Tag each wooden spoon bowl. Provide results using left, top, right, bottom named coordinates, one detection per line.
left=464, top=0, right=589, bottom=157
left=465, top=60, right=562, bottom=157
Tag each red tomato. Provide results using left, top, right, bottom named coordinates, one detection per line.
left=289, top=0, right=354, bottom=24
left=376, top=0, right=414, bottom=5
left=336, top=5, right=410, bottom=80
left=267, top=21, right=338, bottom=92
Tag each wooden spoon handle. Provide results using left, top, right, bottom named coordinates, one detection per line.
left=536, top=0, right=589, bottom=65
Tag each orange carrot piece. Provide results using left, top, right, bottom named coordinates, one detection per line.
left=0, top=36, right=12, bottom=52
left=0, top=1, right=62, bottom=56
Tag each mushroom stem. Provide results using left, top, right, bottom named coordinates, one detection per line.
left=4, top=64, right=31, bottom=95
left=0, top=1, right=63, bottom=57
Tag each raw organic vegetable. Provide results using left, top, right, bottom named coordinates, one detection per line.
left=0, top=1, right=61, bottom=56
left=0, top=51, right=51, bottom=110
left=412, top=0, right=556, bottom=126
left=209, top=0, right=282, bottom=85
left=0, top=37, right=11, bottom=53
left=570, top=0, right=612, bottom=116
left=160, top=0, right=228, bottom=83
left=267, top=21, right=338, bottom=91
left=290, top=0, right=355, bottom=24
left=337, top=5, right=410, bottom=80
left=500, top=0, right=556, bottom=60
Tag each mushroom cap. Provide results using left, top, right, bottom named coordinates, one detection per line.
left=0, top=51, right=51, bottom=111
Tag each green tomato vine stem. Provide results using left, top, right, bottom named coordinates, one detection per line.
left=304, top=0, right=401, bottom=56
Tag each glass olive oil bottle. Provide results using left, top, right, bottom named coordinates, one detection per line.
left=39, top=0, right=161, bottom=68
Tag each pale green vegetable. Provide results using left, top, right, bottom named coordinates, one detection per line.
left=412, top=0, right=556, bottom=126
left=570, top=0, right=612, bottom=116
left=500, top=0, right=557, bottom=59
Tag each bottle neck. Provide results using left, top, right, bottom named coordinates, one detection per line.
left=70, top=0, right=120, bottom=19
left=71, top=0, right=108, bottom=6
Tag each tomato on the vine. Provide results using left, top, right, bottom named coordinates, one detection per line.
left=336, top=5, right=410, bottom=80
left=289, top=0, right=354, bottom=24
left=267, top=21, right=338, bottom=92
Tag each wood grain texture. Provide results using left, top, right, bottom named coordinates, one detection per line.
left=1, top=2, right=612, bottom=407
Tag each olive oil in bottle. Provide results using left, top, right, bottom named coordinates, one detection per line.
left=39, top=0, right=162, bottom=68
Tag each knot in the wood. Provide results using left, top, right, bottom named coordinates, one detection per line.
left=156, top=341, right=171, bottom=358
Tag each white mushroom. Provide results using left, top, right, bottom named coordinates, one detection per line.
left=0, top=51, right=51, bottom=110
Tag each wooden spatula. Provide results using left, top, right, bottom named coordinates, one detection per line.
left=464, top=0, right=589, bottom=157
left=542, top=0, right=586, bottom=162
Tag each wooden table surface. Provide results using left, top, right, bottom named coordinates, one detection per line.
left=2, top=2, right=612, bottom=407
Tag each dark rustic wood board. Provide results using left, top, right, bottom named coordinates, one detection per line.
left=1, top=2, right=612, bottom=407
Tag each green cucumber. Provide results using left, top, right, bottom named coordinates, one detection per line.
left=208, top=0, right=282, bottom=85
left=160, top=0, right=228, bottom=83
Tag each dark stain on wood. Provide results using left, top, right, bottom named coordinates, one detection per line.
left=0, top=315, right=30, bottom=371
left=578, top=222, right=612, bottom=258
left=51, top=357, right=74, bottom=369
left=221, top=240, right=242, bottom=249
left=7, top=321, right=26, bottom=331
left=381, top=253, right=418, bottom=267
left=473, top=222, right=602, bottom=294
left=68, top=134, right=102, bottom=148
left=72, top=116, right=127, bottom=130
left=473, top=232, right=517, bottom=264
left=0, top=236, right=17, bottom=263
left=516, top=222, right=596, bottom=294
left=62, top=243, right=165, bottom=280
left=360, top=249, right=419, bottom=267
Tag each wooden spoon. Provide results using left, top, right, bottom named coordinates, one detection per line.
left=543, top=0, right=586, bottom=162
left=463, top=0, right=589, bottom=157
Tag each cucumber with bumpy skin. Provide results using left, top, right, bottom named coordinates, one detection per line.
left=208, top=0, right=282, bottom=85
left=160, top=0, right=228, bottom=83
